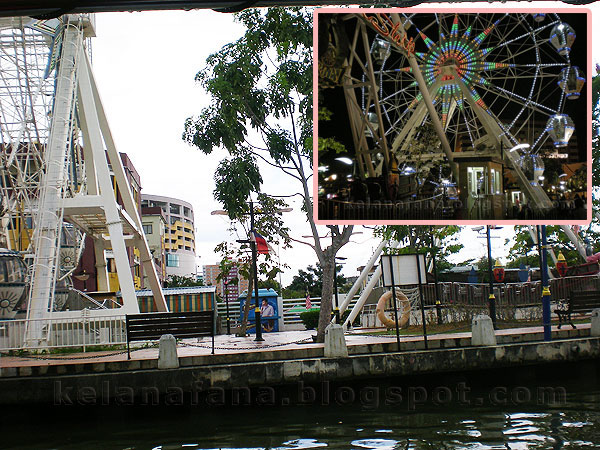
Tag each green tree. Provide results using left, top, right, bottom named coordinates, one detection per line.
left=183, top=8, right=353, bottom=342
left=472, top=256, right=497, bottom=283
left=507, top=225, right=600, bottom=268
left=164, top=275, right=204, bottom=288
left=213, top=194, right=290, bottom=336
left=285, top=264, right=346, bottom=298
left=258, top=278, right=282, bottom=292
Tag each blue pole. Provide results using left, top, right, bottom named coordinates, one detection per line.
left=540, top=225, right=551, bottom=341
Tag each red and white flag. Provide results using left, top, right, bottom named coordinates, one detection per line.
left=250, top=230, right=271, bottom=255
left=305, top=292, right=312, bottom=309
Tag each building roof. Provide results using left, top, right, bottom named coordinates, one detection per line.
left=238, top=288, right=278, bottom=298
left=135, top=286, right=216, bottom=297
left=141, top=193, right=194, bottom=210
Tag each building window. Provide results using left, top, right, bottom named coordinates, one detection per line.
left=166, top=253, right=179, bottom=267
left=491, top=169, right=501, bottom=195
left=170, top=204, right=181, bottom=215
left=143, top=223, right=153, bottom=234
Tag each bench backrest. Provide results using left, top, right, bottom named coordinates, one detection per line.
left=569, top=291, right=600, bottom=313
left=126, top=310, right=215, bottom=342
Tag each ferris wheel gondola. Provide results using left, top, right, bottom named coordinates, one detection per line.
left=0, top=249, right=28, bottom=319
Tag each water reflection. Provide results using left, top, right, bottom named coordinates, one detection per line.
left=4, top=381, right=600, bottom=449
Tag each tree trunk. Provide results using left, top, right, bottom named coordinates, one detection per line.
left=315, top=258, right=335, bottom=342
left=236, top=274, right=253, bottom=337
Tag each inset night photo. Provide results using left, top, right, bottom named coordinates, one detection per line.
left=316, top=10, right=589, bottom=222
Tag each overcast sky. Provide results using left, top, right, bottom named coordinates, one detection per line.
left=89, top=4, right=598, bottom=286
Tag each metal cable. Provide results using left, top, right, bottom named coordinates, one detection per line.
left=180, top=336, right=314, bottom=351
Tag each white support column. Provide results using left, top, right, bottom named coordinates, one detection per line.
left=93, top=240, right=109, bottom=291
left=339, top=239, right=392, bottom=315
left=559, top=225, right=588, bottom=261
left=83, top=54, right=167, bottom=312
left=342, top=240, right=401, bottom=330
left=26, top=24, right=83, bottom=345
left=76, top=49, right=138, bottom=314
left=390, top=79, right=443, bottom=154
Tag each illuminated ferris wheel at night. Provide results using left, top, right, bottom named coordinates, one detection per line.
left=369, top=13, right=584, bottom=163
left=317, top=10, right=588, bottom=221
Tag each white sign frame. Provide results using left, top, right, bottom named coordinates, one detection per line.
left=381, top=254, right=427, bottom=287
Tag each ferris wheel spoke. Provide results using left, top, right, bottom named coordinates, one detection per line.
left=476, top=80, right=557, bottom=116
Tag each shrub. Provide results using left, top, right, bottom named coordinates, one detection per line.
left=300, top=309, right=320, bottom=329
left=299, top=308, right=361, bottom=329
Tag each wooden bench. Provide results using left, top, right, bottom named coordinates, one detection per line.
left=554, top=290, right=600, bottom=329
left=125, top=310, right=216, bottom=359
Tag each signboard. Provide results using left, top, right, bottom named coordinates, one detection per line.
left=381, top=254, right=426, bottom=287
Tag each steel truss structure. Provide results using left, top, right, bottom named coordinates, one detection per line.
left=0, top=15, right=166, bottom=347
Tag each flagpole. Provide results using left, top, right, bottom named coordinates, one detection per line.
left=250, top=200, right=264, bottom=342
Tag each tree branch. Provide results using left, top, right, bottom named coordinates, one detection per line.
left=288, top=236, right=316, bottom=251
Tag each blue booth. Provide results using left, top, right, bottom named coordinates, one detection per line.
left=239, top=288, right=279, bottom=333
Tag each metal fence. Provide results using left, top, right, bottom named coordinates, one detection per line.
left=3, top=276, right=596, bottom=351
left=0, top=314, right=127, bottom=351
left=215, top=295, right=359, bottom=329
left=412, top=275, right=600, bottom=307
left=318, top=196, right=444, bottom=221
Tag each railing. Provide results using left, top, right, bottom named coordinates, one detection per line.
left=415, top=275, right=600, bottom=307
left=318, top=195, right=444, bottom=220
left=0, top=313, right=127, bottom=351
left=215, top=295, right=359, bottom=329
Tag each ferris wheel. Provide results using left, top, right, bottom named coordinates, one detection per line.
left=357, top=12, right=584, bottom=185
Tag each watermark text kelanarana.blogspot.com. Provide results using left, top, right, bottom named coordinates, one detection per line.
left=54, top=381, right=567, bottom=409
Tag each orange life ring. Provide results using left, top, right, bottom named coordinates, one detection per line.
left=376, top=290, right=411, bottom=329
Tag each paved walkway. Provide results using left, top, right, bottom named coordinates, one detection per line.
left=0, top=323, right=590, bottom=369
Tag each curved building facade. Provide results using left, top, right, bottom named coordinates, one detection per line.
left=141, top=194, right=196, bottom=279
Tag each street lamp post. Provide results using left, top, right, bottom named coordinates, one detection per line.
left=223, top=279, right=231, bottom=335
left=429, top=226, right=443, bottom=325
left=212, top=202, right=292, bottom=343
left=486, top=226, right=498, bottom=329
left=540, top=226, right=552, bottom=341
left=249, top=201, right=263, bottom=342
left=234, top=202, right=263, bottom=341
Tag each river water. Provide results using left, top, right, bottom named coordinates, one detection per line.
left=3, top=361, right=600, bottom=449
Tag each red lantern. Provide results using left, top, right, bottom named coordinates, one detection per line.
left=493, top=261, right=505, bottom=283
left=556, top=252, right=568, bottom=277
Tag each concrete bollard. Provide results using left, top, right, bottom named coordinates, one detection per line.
left=158, top=334, right=179, bottom=369
left=472, top=315, right=497, bottom=346
left=592, top=309, right=600, bottom=337
left=324, top=323, right=348, bottom=358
